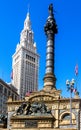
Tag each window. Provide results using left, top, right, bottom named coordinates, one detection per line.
left=62, top=113, right=70, bottom=120
left=26, top=54, right=35, bottom=62
left=15, top=95, right=17, bottom=100
left=0, top=85, right=3, bottom=93
left=12, top=94, right=14, bottom=101
left=4, top=88, right=7, bottom=95
left=8, top=91, right=10, bottom=97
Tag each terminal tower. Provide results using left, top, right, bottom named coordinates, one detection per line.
left=12, top=12, right=39, bottom=98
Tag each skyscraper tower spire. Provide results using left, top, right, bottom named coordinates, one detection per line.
left=43, top=4, right=58, bottom=91
left=24, top=12, right=31, bottom=30
left=12, top=10, right=39, bottom=98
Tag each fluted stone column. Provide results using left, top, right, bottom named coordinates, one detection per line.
left=43, top=4, right=58, bottom=91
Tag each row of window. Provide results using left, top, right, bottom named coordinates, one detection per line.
left=0, top=83, right=18, bottom=113
left=0, top=84, right=18, bottom=100
left=26, top=54, right=35, bottom=62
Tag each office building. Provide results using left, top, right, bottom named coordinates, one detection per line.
left=0, top=78, right=18, bottom=114
left=12, top=12, right=39, bottom=98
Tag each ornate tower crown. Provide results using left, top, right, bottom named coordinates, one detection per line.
left=19, top=12, right=37, bottom=53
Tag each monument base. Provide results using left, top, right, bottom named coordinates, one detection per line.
left=11, top=115, right=54, bottom=129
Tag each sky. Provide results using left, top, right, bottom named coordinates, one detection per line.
left=0, top=0, right=81, bottom=98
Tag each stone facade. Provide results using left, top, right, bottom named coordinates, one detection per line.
left=7, top=89, right=81, bottom=130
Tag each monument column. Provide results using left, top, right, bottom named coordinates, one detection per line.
left=43, top=4, right=58, bottom=91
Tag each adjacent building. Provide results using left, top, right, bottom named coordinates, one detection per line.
left=0, top=78, right=18, bottom=114
left=12, top=12, right=39, bottom=98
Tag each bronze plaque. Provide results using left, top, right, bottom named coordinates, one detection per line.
left=25, top=120, right=38, bottom=128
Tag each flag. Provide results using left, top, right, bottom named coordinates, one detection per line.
left=25, top=91, right=32, bottom=97
left=67, top=86, right=77, bottom=94
left=73, top=88, right=77, bottom=93
left=75, top=64, right=78, bottom=76
left=10, top=70, right=13, bottom=79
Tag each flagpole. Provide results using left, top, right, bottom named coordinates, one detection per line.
left=75, top=75, right=78, bottom=90
left=75, top=64, right=79, bottom=96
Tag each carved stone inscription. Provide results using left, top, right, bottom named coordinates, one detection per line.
left=25, top=120, right=38, bottom=128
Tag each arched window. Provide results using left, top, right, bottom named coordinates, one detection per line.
left=62, top=113, right=70, bottom=120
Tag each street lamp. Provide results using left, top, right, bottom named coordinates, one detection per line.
left=66, top=78, right=75, bottom=126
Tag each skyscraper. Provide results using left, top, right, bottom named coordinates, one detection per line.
left=12, top=12, right=39, bottom=98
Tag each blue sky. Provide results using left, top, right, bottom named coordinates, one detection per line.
left=0, top=0, right=81, bottom=97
